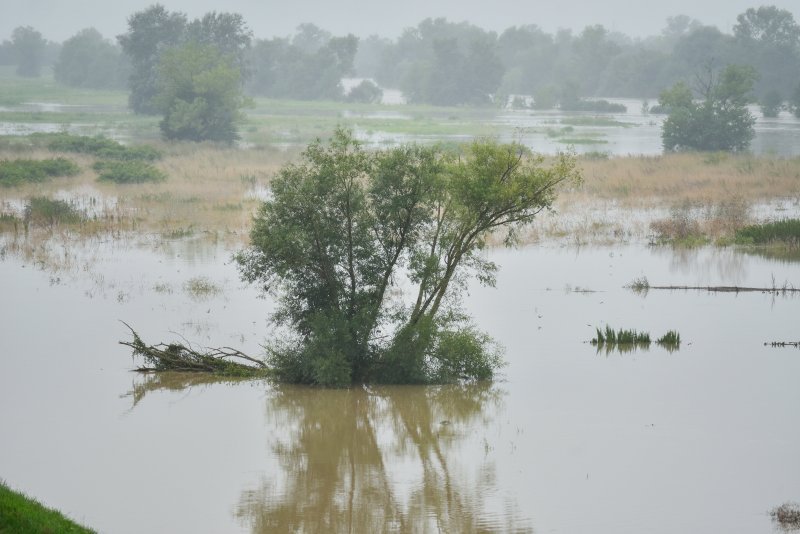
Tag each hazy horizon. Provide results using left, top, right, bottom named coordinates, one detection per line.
left=2, top=0, right=799, bottom=42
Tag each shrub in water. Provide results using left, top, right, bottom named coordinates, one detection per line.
left=24, top=196, right=83, bottom=226
left=93, top=160, right=167, bottom=184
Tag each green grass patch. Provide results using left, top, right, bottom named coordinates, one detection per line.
left=0, top=158, right=80, bottom=187
left=0, top=480, right=96, bottom=533
left=93, top=160, right=167, bottom=184
left=735, top=219, right=800, bottom=245
left=25, top=196, right=84, bottom=226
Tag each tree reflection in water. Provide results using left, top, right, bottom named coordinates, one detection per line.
left=237, top=383, right=532, bottom=533
left=123, top=375, right=531, bottom=532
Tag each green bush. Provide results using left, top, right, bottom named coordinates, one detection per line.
left=735, top=219, right=800, bottom=245
left=43, top=133, right=162, bottom=161
left=0, top=158, right=80, bottom=187
left=93, top=160, right=167, bottom=184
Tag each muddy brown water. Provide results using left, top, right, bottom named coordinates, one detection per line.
left=0, top=237, right=799, bottom=533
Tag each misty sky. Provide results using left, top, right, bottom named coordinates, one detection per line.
left=2, top=0, right=800, bottom=42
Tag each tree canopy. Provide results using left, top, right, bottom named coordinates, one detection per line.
left=118, top=4, right=251, bottom=115
left=154, top=42, right=248, bottom=142
left=236, top=130, right=580, bottom=386
left=660, top=64, right=757, bottom=152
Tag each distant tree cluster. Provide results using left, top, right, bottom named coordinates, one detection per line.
left=356, top=8, right=800, bottom=108
left=246, top=24, right=358, bottom=100
left=54, top=29, right=128, bottom=89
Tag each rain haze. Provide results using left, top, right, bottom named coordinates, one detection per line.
left=2, top=0, right=800, bottom=532
left=2, top=0, right=800, bottom=40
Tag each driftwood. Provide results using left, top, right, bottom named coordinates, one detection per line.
left=119, top=321, right=268, bottom=377
left=647, top=285, right=799, bottom=293
left=764, top=341, right=800, bottom=348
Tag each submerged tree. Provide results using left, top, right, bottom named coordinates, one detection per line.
left=236, top=130, right=579, bottom=386
left=660, top=64, right=757, bottom=152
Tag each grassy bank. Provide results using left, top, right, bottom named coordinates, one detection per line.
left=0, top=481, right=95, bottom=533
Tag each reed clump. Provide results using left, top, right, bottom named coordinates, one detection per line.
left=735, top=219, right=800, bottom=246
left=591, top=325, right=682, bottom=352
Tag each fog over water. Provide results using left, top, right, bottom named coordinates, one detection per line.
left=2, top=0, right=800, bottom=41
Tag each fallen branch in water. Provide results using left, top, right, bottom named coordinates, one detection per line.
left=646, top=285, right=799, bottom=293
left=764, top=341, right=800, bottom=348
left=119, top=321, right=268, bottom=377
left=625, top=276, right=799, bottom=295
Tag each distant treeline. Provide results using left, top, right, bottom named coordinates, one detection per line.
left=1, top=5, right=799, bottom=109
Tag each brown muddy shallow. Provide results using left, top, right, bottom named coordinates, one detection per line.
left=0, top=237, right=799, bottom=533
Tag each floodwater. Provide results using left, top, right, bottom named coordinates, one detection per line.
left=1, top=230, right=798, bottom=533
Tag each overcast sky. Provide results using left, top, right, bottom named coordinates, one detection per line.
left=2, top=0, right=800, bottom=42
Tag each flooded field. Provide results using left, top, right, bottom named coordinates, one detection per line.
left=1, top=232, right=798, bottom=533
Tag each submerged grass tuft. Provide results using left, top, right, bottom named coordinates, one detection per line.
left=656, top=330, right=681, bottom=350
left=183, top=276, right=221, bottom=298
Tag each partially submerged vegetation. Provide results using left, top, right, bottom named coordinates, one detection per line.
left=0, top=480, right=96, bottom=534
left=120, top=323, right=268, bottom=377
left=591, top=325, right=681, bottom=352
left=625, top=276, right=799, bottom=295
left=771, top=502, right=800, bottom=531
left=735, top=219, right=800, bottom=246
left=24, top=196, right=84, bottom=227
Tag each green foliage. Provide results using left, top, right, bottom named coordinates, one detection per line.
left=11, top=26, right=45, bottom=78
left=660, top=65, right=757, bottom=152
left=531, top=86, right=558, bottom=109
left=154, top=42, right=247, bottom=142
left=55, top=28, right=128, bottom=89
left=24, top=197, right=83, bottom=226
left=93, top=160, right=166, bottom=184
left=118, top=6, right=251, bottom=115
left=592, top=325, right=651, bottom=346
left=44, top=133, right=161, bottom=161
left=735, top=219, right=800, bottom=245
left=0, top=158, right=79, bottom=187
left=237, top=129, right=579, bottom=385
left=0, top=481, right=96, bottom=533
left=346, top=80, right=383, bottom=104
